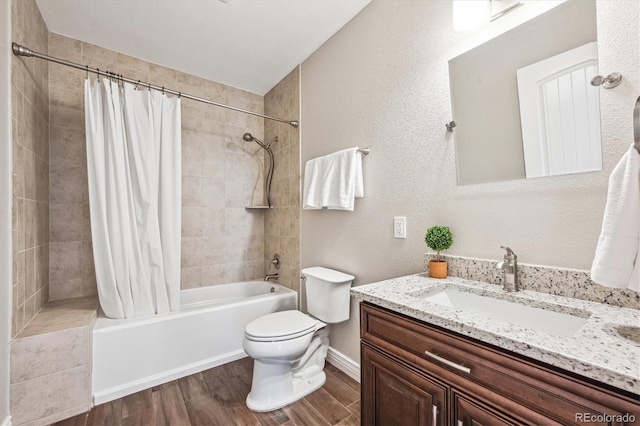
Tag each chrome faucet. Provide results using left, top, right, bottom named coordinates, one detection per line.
left=264, top=273, right=279, bottom=282
left=495, top=246, right=518, bottom=292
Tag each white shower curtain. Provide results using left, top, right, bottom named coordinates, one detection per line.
left=84, top=78, right=181, bottom=319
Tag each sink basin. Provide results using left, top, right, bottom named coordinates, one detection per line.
left=423, top=288, right=589, bottom=338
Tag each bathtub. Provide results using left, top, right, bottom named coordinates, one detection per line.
left=92, top=281, right=297, bottom=405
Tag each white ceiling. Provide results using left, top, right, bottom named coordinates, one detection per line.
left=36, top=0, right=371, bottom=95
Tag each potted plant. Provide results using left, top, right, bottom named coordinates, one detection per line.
left=425, top=226, right=453, bottom=279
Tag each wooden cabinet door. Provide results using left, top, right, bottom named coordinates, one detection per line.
left=454, top=393, right=517, bottom=426
left=362, top=344, right=447, bottom=426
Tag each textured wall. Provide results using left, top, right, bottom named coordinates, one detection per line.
left=300, top=0, right=640, bottom=362
left=48, top=34, right=266, bottom=300
left=263, top=67, right=301, bottom=290
left=11, top=0, right=49, bottom=336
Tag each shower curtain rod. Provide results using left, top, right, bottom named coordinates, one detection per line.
left=12, top=43, right=299, bottom=128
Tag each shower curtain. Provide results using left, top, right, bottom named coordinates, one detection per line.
left=84, top=78, right=181, bottom=319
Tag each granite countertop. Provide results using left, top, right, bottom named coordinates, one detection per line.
left=351, top=274, right=640, bottom=395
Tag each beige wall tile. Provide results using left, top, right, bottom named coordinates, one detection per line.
left=49, top=33, right=81, bottom=62
left=82, top=42, right=118, bottom=64
left=49, top=62, right=84, bottom=91
left=181, top=267, right=202, bottom=289
left=49, top=87, right=83, bottom=127
left=181, top=237, right=206, bottom=268
left=50, top=166, right=83, bottom=203
left=225, top=179, right=247, bottom=208
left=202, top=178, right=225, bottom=208
left=10, top=364, right=91, bottom=425
left=81, top=203, right=91, bottom=242
left=182, top=130, right=204, bottom=177
left=49, top=241, right=81, bottom=283
left=80, top=241, right=94, bottom=279
left=25, top=247, right=36, bottom=300
left=49, top=125, right=87, bottom=170
left=202, top=207, right=224, bottom=236
left=11, top=326, right=90, bottom=382
left=201, top=264, right=225, bottom=286
left=35, top=244, right=48, bottom=290
left=182, top=206, right=203, bottom=238
left=50, top=203, right=81, bottom=242
left=181, top=176, right=202, bottom=207
left=245, top=261, right=264, bottom=281
left=204, top=236, right=225, bottom=265
left=48, top=278, right=82, bottom=301
left=223, top=263, right=245, bottom=283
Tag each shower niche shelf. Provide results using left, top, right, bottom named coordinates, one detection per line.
left=245, top=206, right=273, bottom=210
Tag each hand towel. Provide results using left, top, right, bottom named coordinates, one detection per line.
left=591, top=144, right=640, bottom=291
left=303, top=158, right=322, bottom=210
left=302, top=148, right=364, bottom=211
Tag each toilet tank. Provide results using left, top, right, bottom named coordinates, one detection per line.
left=301, top=266, right=354, bottom=323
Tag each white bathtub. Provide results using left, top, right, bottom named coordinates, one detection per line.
left=92, top=281, right=297, bottom=405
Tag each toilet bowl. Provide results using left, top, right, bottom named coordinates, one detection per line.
left=243, top=266, right=354, bottom=412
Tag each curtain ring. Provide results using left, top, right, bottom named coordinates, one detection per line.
left=96, top=68, right=100, bottom=81
left=85, top=65, right=89, bottom=80
left=162, top=86, right=165, bottom=95
left=178, top=92, right=181, bottom=99
left=148, top=82, right=151, bottom=91
left=135, top=80, right=140, bottom=90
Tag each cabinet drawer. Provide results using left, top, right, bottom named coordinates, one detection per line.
left=361, top=302, right=640, bottom=425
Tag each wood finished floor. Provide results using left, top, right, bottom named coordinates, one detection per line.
left=53, top=358, right=361, bottom=426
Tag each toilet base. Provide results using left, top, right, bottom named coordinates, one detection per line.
left=246, top=368, right=326, bottom=412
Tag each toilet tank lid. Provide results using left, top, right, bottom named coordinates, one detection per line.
left=301, top=266, right=355, bottom=283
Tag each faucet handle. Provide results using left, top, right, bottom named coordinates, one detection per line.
left=500, top=246, right=517, bottom=259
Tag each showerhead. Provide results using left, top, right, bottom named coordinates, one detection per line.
left=242, top=133, right=254, bottom=142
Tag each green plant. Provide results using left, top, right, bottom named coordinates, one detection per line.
left=425, top=226, right=453, bottom=262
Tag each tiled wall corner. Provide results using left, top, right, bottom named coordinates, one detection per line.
left=424, top=253, right=640, bottom=310
left=11, top=0, right=50, bottom=337
left=264, top=67, right=301, bottom=291
left=48, top=35, right=267, bottom=299
left=10, top=297, right=98, bottom=425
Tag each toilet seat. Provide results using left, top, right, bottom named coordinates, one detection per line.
left=245, top=310, right=320, bottom=342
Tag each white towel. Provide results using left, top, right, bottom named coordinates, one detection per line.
left=591, top=144, right=640, bottom=291
left=303, top=148, right=364, bottom=211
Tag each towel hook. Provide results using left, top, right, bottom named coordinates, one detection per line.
left=445, top=120, right=457, bottom=132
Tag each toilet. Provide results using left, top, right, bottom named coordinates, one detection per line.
left=243, top=266, right=354, bottom=412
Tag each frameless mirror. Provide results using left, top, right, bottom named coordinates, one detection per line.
left=449, top=0, right=600, bottom=186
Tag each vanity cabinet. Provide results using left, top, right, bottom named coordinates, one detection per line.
left=360, top=302, right=640, bottom=426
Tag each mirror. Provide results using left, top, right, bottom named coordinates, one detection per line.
left=449, top=1, right=600, bottom=186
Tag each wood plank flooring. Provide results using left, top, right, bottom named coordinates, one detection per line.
left=54, top=358, right=361, bottom=426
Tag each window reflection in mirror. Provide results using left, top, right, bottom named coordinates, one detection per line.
left=449, top=0, right=599, bottom=186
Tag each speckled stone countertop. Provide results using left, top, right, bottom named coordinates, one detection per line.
left=351, top=274, right=640, bottom=395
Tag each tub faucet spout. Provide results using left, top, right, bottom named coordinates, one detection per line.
left=265, top=273, right=279, bottom=282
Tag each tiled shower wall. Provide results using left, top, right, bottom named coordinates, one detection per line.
left=48, top=33, right=267, bottom=300
left=11, top=0, right=50, bottom=336
left=264, top=68, right=301, bottom=290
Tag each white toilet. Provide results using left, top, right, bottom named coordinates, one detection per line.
left=243, top=266, right=354, bottom=412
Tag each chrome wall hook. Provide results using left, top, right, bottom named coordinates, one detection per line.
left=590, top=72, right=622, bottom=89
left=445, top=120, right=457, bottom=132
